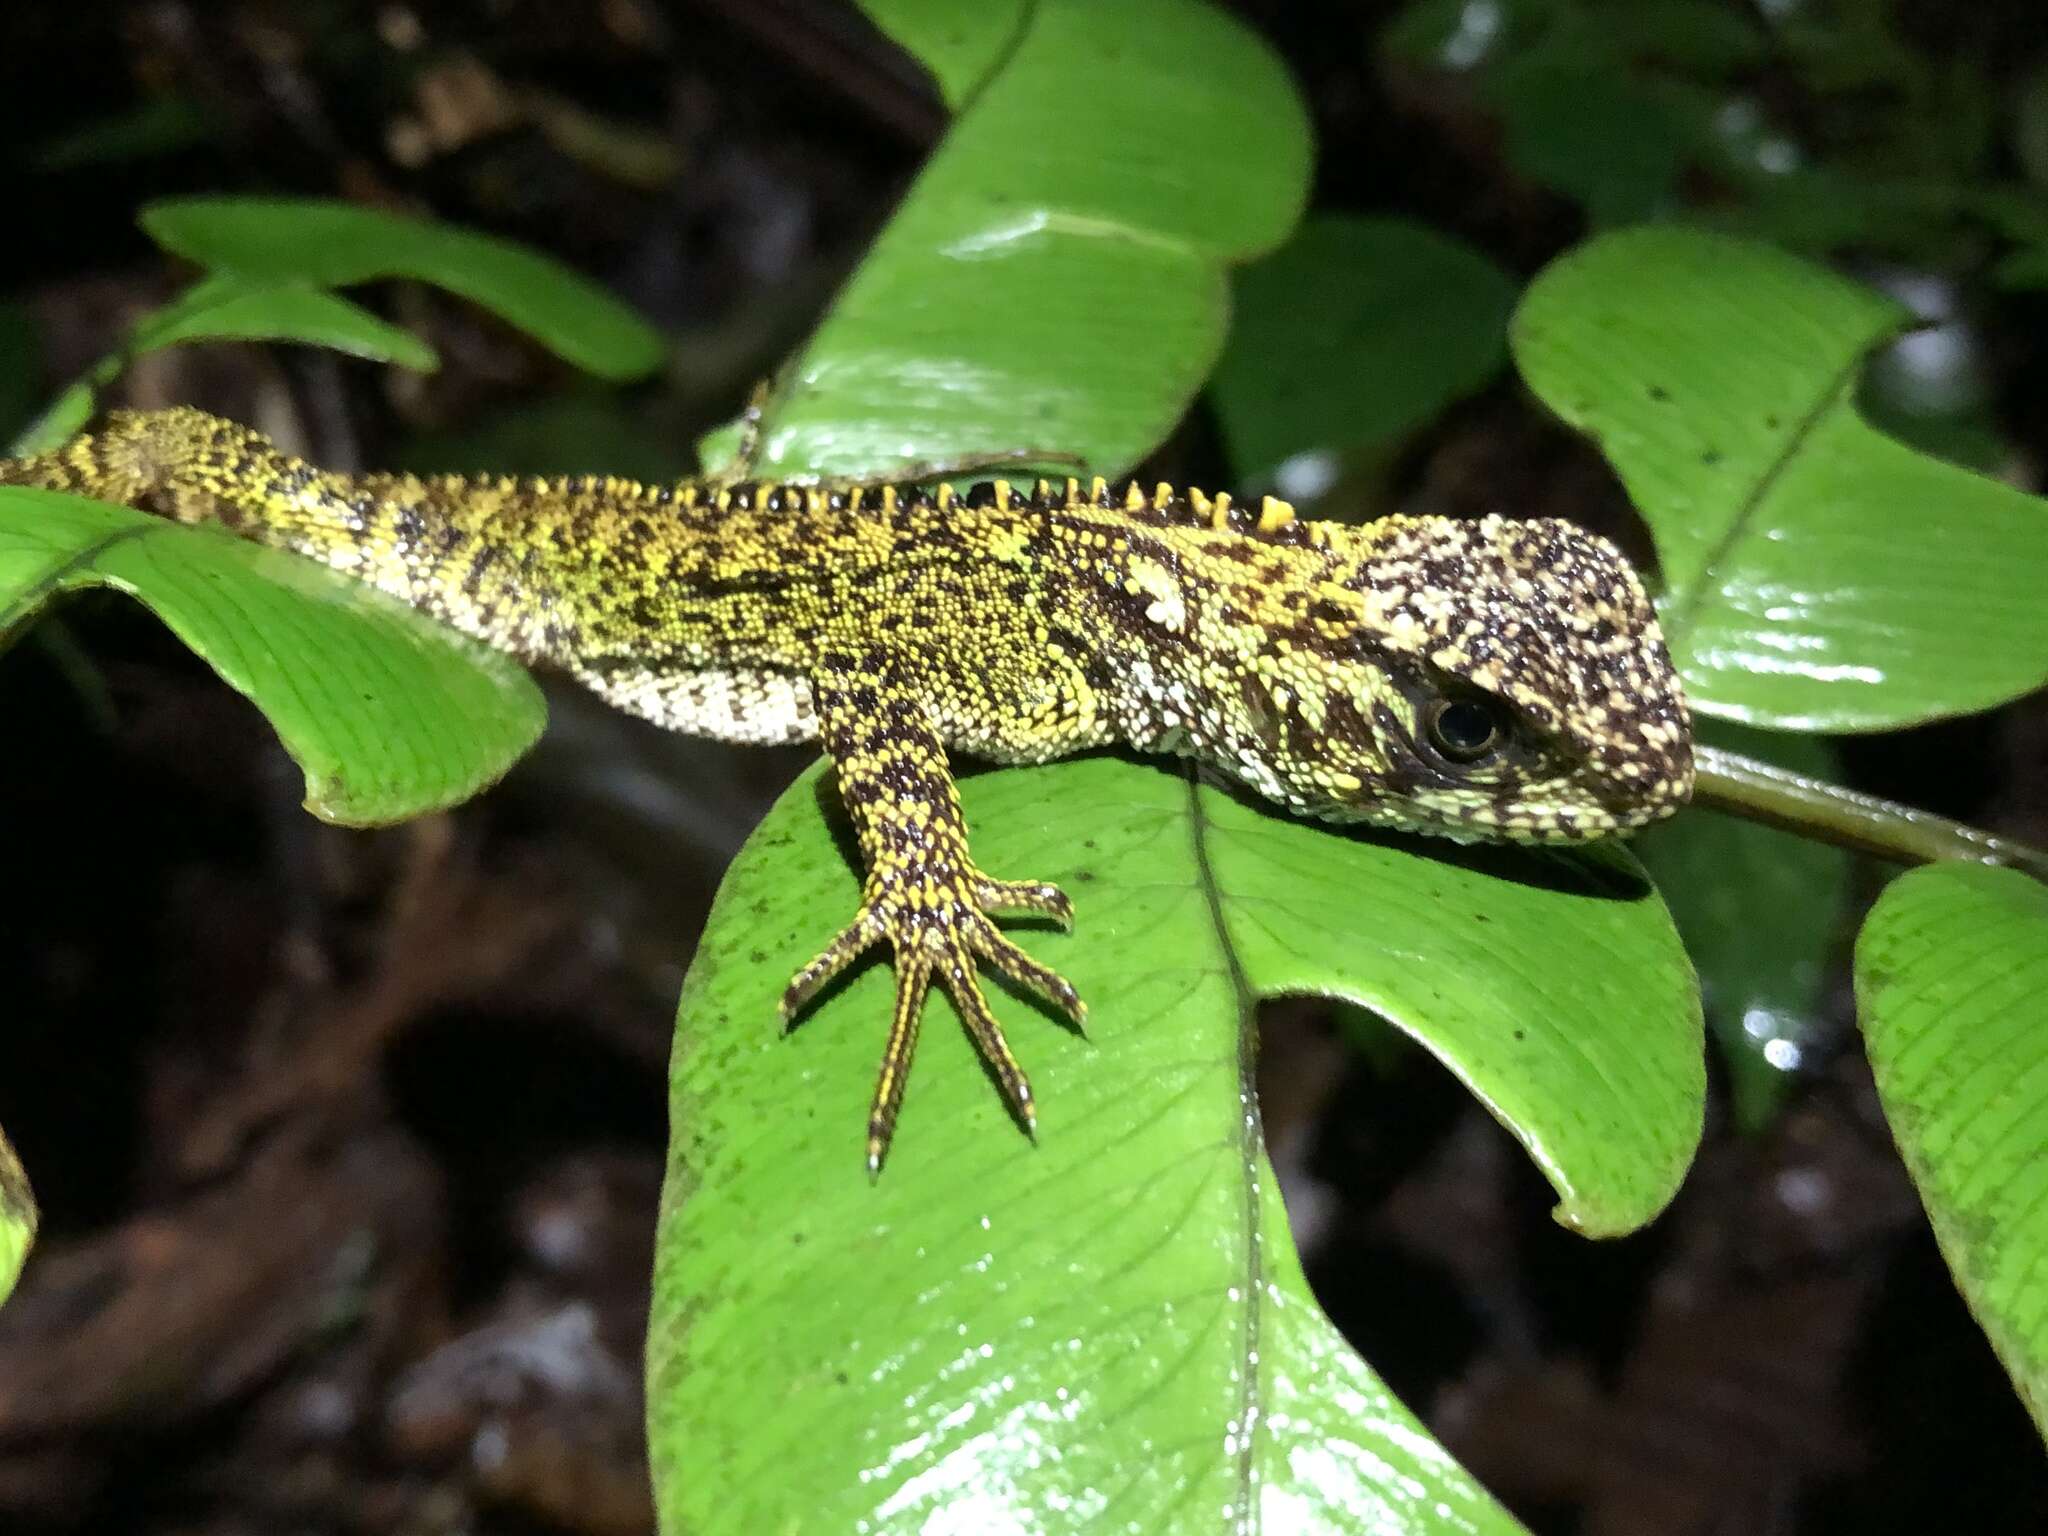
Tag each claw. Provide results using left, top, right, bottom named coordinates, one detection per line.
left=789, top=870, right=1082, bottom=1173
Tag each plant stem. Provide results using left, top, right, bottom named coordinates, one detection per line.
left=1694, top=745, right=2048, bottom=880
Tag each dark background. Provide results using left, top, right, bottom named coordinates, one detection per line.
left=1, top=1, right=2045, bottom=1531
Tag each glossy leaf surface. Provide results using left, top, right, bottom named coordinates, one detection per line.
left=717, top=0, right=1311, bottom=482
left=1855, top=863, right=2048, bottom=1436
left=1513, top=227, right=2048, bottom=729
left=0, top=487, right=544, bottom=825
left=647, top=756, right=1701, bottom=1533
left=140, top=196, right=666, bottom=381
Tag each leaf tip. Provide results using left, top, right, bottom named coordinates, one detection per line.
left=0, top=1131, right=37, bottom=1309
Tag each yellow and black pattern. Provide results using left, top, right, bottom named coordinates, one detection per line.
left=2, top=408, right=1694, bottom=1166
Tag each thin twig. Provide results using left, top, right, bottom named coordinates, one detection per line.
left=1694, top=745, right=2048, bottom=879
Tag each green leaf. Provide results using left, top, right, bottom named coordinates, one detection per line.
left=1854, top=863, right=2048, bottom=1435
left=1210, top=215, right=1517, bottom=487
left=2015, top=63, right=2048, bottom=194
left=720, top=0, right=1311, bottom=480
left=1996, top=243, right=2048, bottom=290
left=1512, top=227, right=2048, bottom=729
left=1714, top=169, right=1979, bottom=266
left=1493, top=56, right=1698, bottom=225
left=11, top=276, right=438, bottom=458
left=647, top=755, right=1701, bottom=1532
left=1633, top=722, right=1852, bottom=1133
left=858, top=0, right=1025, bottom=107
left=0, top=304, right=41, bottom=450
left=129, top=274, right=439, bottom=371
left=1609, top=0, right=1766, bottom=73
left=1380, top=0, right=1539, bottom=74
left=139, top=197, right=666, bottom=381
left=0, top=487, right=544, bottom=824
left=0, top=1124, right=31, bottom=1309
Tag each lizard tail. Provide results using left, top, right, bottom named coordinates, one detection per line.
left=2, top=407, right=413, bottom=552
left=0, top=407, right=563, bottom=659
left=3, top=408, right=302, bottom=519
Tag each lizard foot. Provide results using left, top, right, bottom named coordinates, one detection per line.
left=781, top=869, right=1085, bottom=1173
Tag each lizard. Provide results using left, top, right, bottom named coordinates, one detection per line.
left=0, top=407, right=1695, bottom=1170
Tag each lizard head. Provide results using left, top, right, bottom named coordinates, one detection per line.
left=1230, top=513, right=1693, bottom=842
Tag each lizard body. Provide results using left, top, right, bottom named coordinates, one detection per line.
left=2, top=408, right=1694, bottom=1167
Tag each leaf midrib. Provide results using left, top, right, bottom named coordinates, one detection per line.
left=0, top=520, right=152, bottom=636
left=1659, top=355, right=1865, bottom=646
left=953, top=0, right=1037, bottom=112
left=1184, top=769, right=1268, bottom=1536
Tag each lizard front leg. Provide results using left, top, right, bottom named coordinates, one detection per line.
left=785, top=653, right=1085, bottom=1172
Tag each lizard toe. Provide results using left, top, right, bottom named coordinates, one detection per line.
left=968, top=920, right=1086, bottom=1030
left=935, top=953, right=1037, bottom=1137
left=782, top=909, right=884, bottom=1024
left=866, top=953, right=933, bottom=1175
left=975, top=876, right=1075, bottom=927
left=797, top=859, right=1079, bottom=1169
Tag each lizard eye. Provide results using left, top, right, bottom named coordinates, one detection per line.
left=1422, top=696, right=1509, bottom=768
